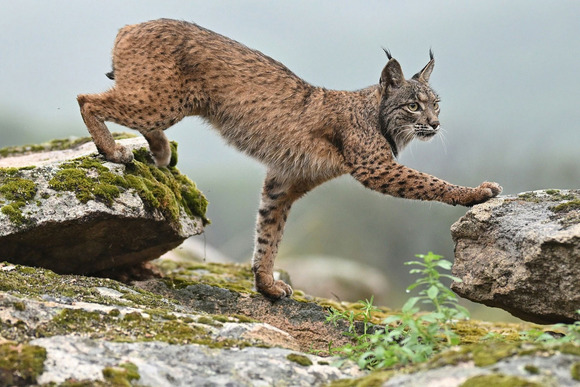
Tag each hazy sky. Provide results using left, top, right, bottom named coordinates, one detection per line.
left=2, top=1, right=579, bottom=159
left=1, top=1, right=579, bottom=314
left=2, top=1, right=579, bottom=228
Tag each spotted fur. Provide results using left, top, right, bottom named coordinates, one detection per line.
left=78, top=19, right=501, bottom=299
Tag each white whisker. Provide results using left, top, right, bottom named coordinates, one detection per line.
left=437, top=126, right=448, bottom=155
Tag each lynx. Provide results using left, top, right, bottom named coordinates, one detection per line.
left=78, top=19, right=501, bottom=299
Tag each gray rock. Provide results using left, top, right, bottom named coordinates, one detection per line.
left=383, top=352, right=580, bottom=387
left=33, top=336, right=362, bottom=386
left=0, top=137, right=208, bottom=274
left=451, top=190, right=580, bottom=324
left=0, top=262, right=364, bottom=386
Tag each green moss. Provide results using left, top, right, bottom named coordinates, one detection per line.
left=34, top=305, right=260, bottom=348
left=12, top=301, right=26, bottom=311
left=213, top=316, right=229, bottom=323
left=0, top=174, right=37, bottom=226
left=123, top=311, right=144, bottom=322
left=48, top=157, right=126, bottom=205
left=169, top=141, right=178, bottom=167
left=551, top=199, right=580, bottom=213
left=0, top=167, right=20, bottom=177
left=231, top=314, right=257, bottom=323
left=286, top=353, right=313, bottom=366
left=328, top=371, right=394, bottom=387
left=559, top=342, right=580, bottom=356
left=0, top=177, right=36, bottom=201
left=48, top=309, right=104, bottom=334
left=196, top=316, right=223, bottom=327
left=523, top=364, right=540, bottom=375
left=459, top=374, right=541, bottom=387
left=572, top=361, right=580, bottom=381
left=0, top=342, right=46, bottom=386
left=159, top=261, right=256, bottom=295
left=125, top=147, right=209, bottom=224
left=473, top=343, right=519, bottom=366
left=0, top=263, right=142, bottom=309
left=102, top=362, right=140, bottom=386
left=1, top=202, right=27, bottom=225
left=517, top=192, right=540, bottom=202
left=44, top=143, right=209, bottom=225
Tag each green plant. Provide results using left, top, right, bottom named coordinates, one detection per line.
left=325, top=296, right=379, bottom=360
left=327, top=252, right=470, bottom=370
left=519, top=310, right=580, bottom=344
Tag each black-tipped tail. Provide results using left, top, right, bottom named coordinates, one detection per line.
left=105, top=70, right=115, bottom=80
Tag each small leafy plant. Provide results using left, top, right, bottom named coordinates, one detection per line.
left=519, top=311, right=580, bottom=344
left=326, top=252, right=470, bottom=370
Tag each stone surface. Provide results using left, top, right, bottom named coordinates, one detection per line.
left=0, top=136, right=208, bottom=274
left=33, top=337, right=361, bottom=386
left=383, top=352, right=580, bottom=387
left=0, top=261, right=366, bottom=386
left=0, top=259, right=577, bottom=386
left=451, top=190, right=580, bottom=324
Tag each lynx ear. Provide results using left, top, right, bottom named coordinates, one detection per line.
left=413, top=49, right=435, bottom=83
left=380, top=55, right=405, bottom=95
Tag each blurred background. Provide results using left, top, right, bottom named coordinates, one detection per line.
left=1, top=1, right=579, bottom=321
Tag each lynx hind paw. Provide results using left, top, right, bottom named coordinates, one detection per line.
left=152, top=152, right=171, bottom=168
left=106, top=144, right=134, bottom=164
left=257, top=279, right=293, bottom=300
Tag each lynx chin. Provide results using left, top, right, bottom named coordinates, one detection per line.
left=78, top=19, right=501, bottom=299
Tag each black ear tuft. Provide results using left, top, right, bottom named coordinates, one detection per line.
left=412, top=50, right=435, bottom=83
left=382, top=47, right=392, bottom=60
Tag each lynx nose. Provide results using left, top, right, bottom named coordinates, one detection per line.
left=429, top=120, right=440, bottom=130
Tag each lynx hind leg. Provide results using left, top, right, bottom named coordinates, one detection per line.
left=144, top=130, right=172, bottom=167
left=252, top=175, right=313, bottom=299
left=78, top=92, right=134, bottom=164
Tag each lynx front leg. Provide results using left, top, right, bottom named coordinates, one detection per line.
left=343, top=130, right=501, bottom=206
left=353, top=161, right=502, bottom=207
left=252, top=174, right=313, bottom=299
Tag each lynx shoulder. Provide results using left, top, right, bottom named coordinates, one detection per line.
left=78, top=19, right=501, bottom=299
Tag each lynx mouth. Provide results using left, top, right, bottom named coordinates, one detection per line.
left=415, top=128, right=438, bottom=140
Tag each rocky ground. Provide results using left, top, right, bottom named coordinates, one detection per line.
left=0, top=258, right=579, bottom=386
left=0, top=136, right=578, bottom=386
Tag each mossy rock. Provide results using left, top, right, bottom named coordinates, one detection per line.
left=0, top=136, right=208, bottom=274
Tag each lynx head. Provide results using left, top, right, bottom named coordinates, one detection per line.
left=378, top=50, right=440, bottom=157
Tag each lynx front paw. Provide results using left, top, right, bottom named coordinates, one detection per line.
left=256, top=278, right=293, bottom=300
left=464, top=181, right=502, bottom=206
left=105, top=144, right=134, bottom=164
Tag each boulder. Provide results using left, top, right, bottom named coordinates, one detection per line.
left=0, top=136, right=208, bottom=274
left=451, top=190, right=580, bottom=324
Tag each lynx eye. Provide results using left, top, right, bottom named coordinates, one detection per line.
left=433, top=101, right=440, bottom=110
left=407, top=103, right=420, bottom=112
